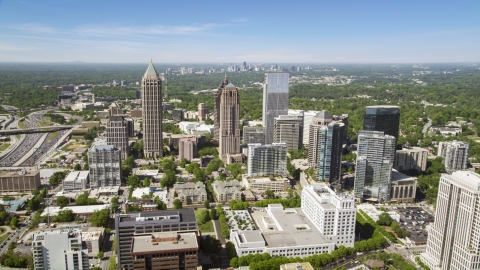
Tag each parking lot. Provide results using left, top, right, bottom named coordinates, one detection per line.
left=396, top=206, right=434, bottom=244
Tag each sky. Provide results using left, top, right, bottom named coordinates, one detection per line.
left=0, top=0, right=479, bottom=63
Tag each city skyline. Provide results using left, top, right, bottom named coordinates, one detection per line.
left=0, top=1, right=479, bottom=63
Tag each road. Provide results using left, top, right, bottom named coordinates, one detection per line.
left=0, top=216, right=32, bottom=256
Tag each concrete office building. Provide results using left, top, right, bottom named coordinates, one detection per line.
left=172, top=109, right=184, bottom=121
left=88, top=145, right=122, bottom=187
left=243, top=126, right=266, bottom=145
left=106, top=115, right=131, bottom=159
left=32, top=228, right=89, bottom=270
left=263, top=73, right=289, bottom=144
left=394, top=147, right=428, bottom=173
left=422, top=171, right=480, bottom=270
left=231, top=204, right=335, bottom=257
left=273, top=115, right=303, bottom=151
left=438, top=140, right=470, bottom=171
left=0, top=170, right=40, bottom=193
left=301, top=183, right=356, bottom=247
left=63, top=171, right=89, bottom=190
left=125, top=117, right=134, bottom=137
left=390, top=169, right=417, bottom=203
left=178, top=137, right=197, bottom=161
left=142, top=60, right=163, bottom=159
left=130, top=232, right=199, bottom=270
left=308, top=111, right=344, bottom=167
left=214, top=78, right=241, bottom=162
left=212, top=180, right=243, bottom=203
left=197, top=103, right=209, bottom=121
left=291, top=110, right=348, bottom=145
left=354, top=131, right=396, bottom=202
left=241, top=175, right=289, bottom=192
left=247, top=143, right=287, bottom=177
left=109, top=102, right=122, bottom=116
left=363, top=106, right=400, bottom=140
left=115, top=210, right=197, bottom=270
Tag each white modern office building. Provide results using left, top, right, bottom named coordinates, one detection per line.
left=32, top=228, right=90, bottom=270
left=437, top=140, right=470, bottom=172
left=301, top=183, right=356, bottom=247
left=263, top=73, right=289, bottom=144
left=247, top=143, right=287, bottom=177
left=63, top=171, right=89, bottom=190
left=422, top=171, right=480, bottom=270
left=354, top=130, right=396, bottom=202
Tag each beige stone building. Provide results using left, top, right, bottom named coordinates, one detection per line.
left=141, top=60, right=163, bottom=159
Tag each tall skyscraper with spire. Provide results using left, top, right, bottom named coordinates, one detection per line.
left=141, top=60, right=163, bottom=159
left=214, top=77, right=240, bottom=162
left=263, top=73, right=289, bottom=144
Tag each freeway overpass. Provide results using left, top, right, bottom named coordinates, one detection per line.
left=0, top=125, right=73, bottom=135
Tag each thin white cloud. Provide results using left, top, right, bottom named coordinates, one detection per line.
left=0, top=42, right=39, bottom=51
left=1, top=23, right=58, bottom=34
left=230, top=18, right=248, bottom=23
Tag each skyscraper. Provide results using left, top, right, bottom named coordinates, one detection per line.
left=421, top=171, right=480, bottom=270
left=438, top=140, right=470, bottom=171
left=88, top=145, right=122, bottom=187
left=354, top=130, right=396, bottom=202
left=263, top=73, right=289, bottom=144
left=363, top=106, right=400, bottom=140
left=215, top=78, right=240, bottom=162
left=308, top=111, right=333, bottom=167
left=142, top=60, right=163, bottom=159
left=243, top=126, right=266, bottom=145
left=316, top=122, right=345, bottom=183
left=106, top=115, right=130, bottom=159
left=247, top=143, right=287, bottom=177
left=273, top=115, right=303, bottom=151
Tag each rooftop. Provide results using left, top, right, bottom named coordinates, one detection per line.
left=0, top=170, right=39, bottom=177
left=131, top=232, right=198, bottom=254
left=41, top=204, right=111, bottom=216
left=391, top=169, right=417, bottom=182
left=118, top=209, right=196, bottom=223
left=33, top=227, right=83, bottom=241
left=91, top=145, right=115, bottom=151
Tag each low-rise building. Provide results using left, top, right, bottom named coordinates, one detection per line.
left=241, top=175, right=289, bottom=192
left=130, top=232, right=198, bottom=270
left=231, top=204, right=335, bottom=257
left=63, top=171, right=89, bottom=190
left=280, top=262, right=315, bottom=270
left=173, top=182, right=207, bottom=204
left=42, top=204, right=111, bottom=219
left=212, top=180, right=242, bottom=203
left=0, top=170, right=40, bottom=193
left=390, top=169, right=417, bottom=203
left=82, top=227, right=104, bottom=255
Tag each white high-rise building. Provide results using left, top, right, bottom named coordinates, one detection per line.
left=247, top=143, right=287, bottom=177
left=263, top=73, right=289, bottom=144
left=438, top=140, right=470, bottom=171
left=421, top=171, right=480, bottom=270
left=32, top=228, right=89, bottom=270
left=301, top=183, right=356, bottom=247
left=354, top=130, right=396, bottom=202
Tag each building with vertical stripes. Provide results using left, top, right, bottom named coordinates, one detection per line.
left=263, top=73, right=289, bottom=144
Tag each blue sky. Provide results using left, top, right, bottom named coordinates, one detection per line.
left=0, top=0, right=479, bottom=63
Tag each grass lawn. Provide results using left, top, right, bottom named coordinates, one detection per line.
left=62, top=141, right=86, bottom=151
left=198, top=220, right=214, bottom=232
left=17, top=121, right=26, bottom=129
left=0, top=232, right=11, bottom=244
left=15, top=134, right=20, bottom=139
left=195, top=209, right=215, bottom=233
left=37, top=120, right=50, bottom=127
left=0, top=143, right=11, bottom=151
left=388, top=265, right=397, bottom=270
left=48, top=131, right=59, bottom=142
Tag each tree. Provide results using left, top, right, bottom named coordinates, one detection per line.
left=111, top=197, right=119, bottom=212
left=127, top=175, right=141, bottom=188
left=97, top=251, right=104, bottom=260
left=197, top=209, right=210, bottom=225
left=143, top=177, right=151, bottom=188
left=173, top=199, right=183, bottom=209
left=200, top=235, right=221, bottom=254
left=204, top=200, right=210, bottom=209
left=226, top=163, right=244, bottom=179
left=83, top=163, right=89, bottom=170
left=74, top=163, right=81, bottom=171
left=53, top=209, right=75, bottom=222
left=89, top=209, right=110, bottom=227
left=124, top=155, right=135, bottom=167
left=9, top=216, right=18, bottom=228
left=377, top=212, right=392, bottom=226
left=264, top=189, right=275, bottom=199
left=209, top=208, right=217, bottom=220
left=56, top=196, right=69, bottom=208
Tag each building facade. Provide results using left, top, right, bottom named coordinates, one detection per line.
left=178, top=137, right=197, bottom=161
left=243, top=126, right=266, bottom=145
left=172, top=182, right=207, bottom=204
left=88, top=145, right=122, bottom=187
left=241, top=175, right=289, bottom=192
left=363, top=106, right=400, bottom=140
left=0, top=170, right=40, bottom=193
left=301, top=183, right=356, bottom=247
left=115, top=210, right=198, bottom=270
left=197, top=103, right=209, bottom=121
left=394, top=147, right=428, bottom=173
left=308, top=111, right=334, bottom=167
left=32, top=228, right=90, bottom=270
left=142, top=60, right=163, bottom=159
left=390, top=169, right=417, bottom=203
left=216, top=79, right=241, bottom=162
left=438, top=140, right=470, bottom=171
left=273, top=115, right=303, bottom=151
left=212, top=180, right=243, bottom=203
left=106, top=115, right=131, bottom=159
left=247, top=143, right=287, bottom=177
left=354, top=131, right=396, bottom=202
left=63, top=171, right=89, bottom=190
left=421, top=171, right=480, bottom=270
left=263, top=73, right=289, bottom=144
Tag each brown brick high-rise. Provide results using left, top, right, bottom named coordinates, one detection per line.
left=215, top=79, right=240, bottom=162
